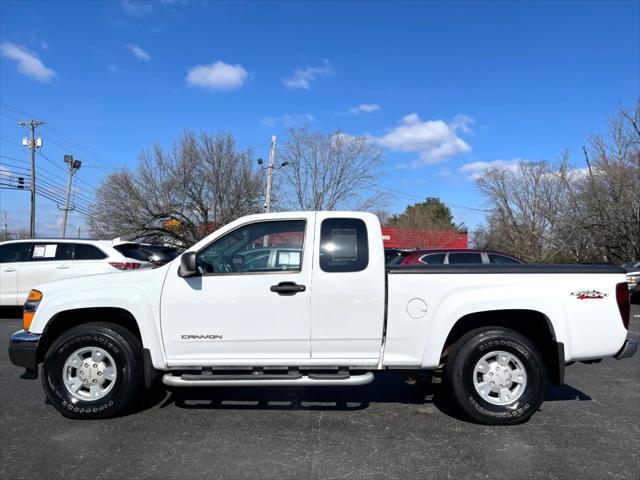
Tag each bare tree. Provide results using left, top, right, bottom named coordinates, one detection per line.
left=577, top=102, right=640, bottom=262
left=473, top=101, right=640, bottom=263
left=474, top=156, right=580, bottom=262
left=279, top=127, right=385, bottom=211
left=90, top=131, right=263, bottom=246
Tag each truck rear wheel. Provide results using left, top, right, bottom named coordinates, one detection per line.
left=444, top=327, right=547, bottom=425
left=42, top=322, right=143, bottom=419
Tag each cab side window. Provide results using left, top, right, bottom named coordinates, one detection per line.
left=196, top=220, right=305, bottom=274
left=319, top=218, right=368, bottom=273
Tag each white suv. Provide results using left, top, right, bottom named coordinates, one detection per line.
left=0, top=239, right=152, bottom=306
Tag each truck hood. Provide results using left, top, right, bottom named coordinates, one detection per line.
left=33, top=266, right=169, bottom=298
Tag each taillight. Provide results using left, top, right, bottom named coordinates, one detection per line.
left=615, top=282, right=630, bottom=330
left=109, top=262, right=141, bottom=270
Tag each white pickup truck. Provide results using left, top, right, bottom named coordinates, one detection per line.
left=8, top=211, right=637, bottom=424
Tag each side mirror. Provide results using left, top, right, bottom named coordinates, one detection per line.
left=178, top=252, right=198, bottom=277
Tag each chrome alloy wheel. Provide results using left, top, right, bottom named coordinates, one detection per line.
left=473, top=350, right=527, bottom=406
left=62, top=347, right=117, bottom=401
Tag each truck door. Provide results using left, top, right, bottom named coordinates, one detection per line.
left=161, top=215, right=314, bottom=364
left=310, top=214, right=386, bottom=360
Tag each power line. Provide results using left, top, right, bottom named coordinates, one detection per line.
left=37, top=151, right=100, bottom=194
left=9, top=151, right=100, bottom=199
left=36, top=189, right=98, bottom=221
left=2, top=160, right=96, bottom=209
left=375, top=184, right=490, bottom=212
left=34, top=182, right=97, bottom=217
left=37, top=177, right=96, bottom=210
left=1, top=102, right=119, bottom=171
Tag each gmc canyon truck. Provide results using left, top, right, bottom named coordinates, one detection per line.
left=8, top=212, right=637, bottom=424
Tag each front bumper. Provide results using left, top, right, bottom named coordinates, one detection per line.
left=615, top=339, right=638, bottom=360
left=8, top=330, right=41, bottom=371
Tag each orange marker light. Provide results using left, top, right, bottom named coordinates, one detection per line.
left=23, top=290, right=42, bottom=330
left=27, top=290, right=43, bottom=302
left=23, top=311, right=35, bottom=331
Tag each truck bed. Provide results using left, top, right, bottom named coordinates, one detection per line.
left=387, top=264, right=626, bottom=274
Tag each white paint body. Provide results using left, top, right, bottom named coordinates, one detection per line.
left=24, top=212, right=629, bottom=372
left=0, top=239, right=151, bottom=306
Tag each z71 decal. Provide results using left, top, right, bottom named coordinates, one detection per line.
left=570, top=290, right=608, bottom=300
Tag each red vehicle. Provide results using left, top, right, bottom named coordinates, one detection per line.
left=395, top=249, right=524, bottom=266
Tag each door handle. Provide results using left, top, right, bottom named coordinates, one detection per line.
left=270, top=281, right=306, bottom=296
left=3, top=268, right=17, bottom=272
left=57, top=265, right=71, bottom=270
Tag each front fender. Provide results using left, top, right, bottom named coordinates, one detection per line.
left=29, top=279, right=168, bottom=370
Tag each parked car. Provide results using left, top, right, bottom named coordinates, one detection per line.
left=139, top=244, right=181, bottom=267
left=8, top=211, right=636, bottom=425
left=622, top=261, right=639, bottom=302
left=398, top=248, right=524, bottom=266
left=112, top=242, right=180, bottom=268
left=384, top=248, right=413, bottom=265
left=0, top=239, right=151, bottom=306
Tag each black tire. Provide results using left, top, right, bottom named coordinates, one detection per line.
left=444, top=327, right=547, bottom=425
left=42, top=322, right=144, bottom=419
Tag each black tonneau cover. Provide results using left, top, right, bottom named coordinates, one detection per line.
left=387, top=264, right=626, bottom=275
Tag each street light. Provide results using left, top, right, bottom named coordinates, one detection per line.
left=257, top=156, right=288, bottom=212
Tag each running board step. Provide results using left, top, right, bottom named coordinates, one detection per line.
left=162, top=371, right=374, bottom=387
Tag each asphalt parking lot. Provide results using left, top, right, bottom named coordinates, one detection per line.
left=1, top=306, right=638, bottom=480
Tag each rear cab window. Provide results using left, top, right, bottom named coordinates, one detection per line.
left=319, top=218, right=368, bottom=272
left=0, top=242, right=32, bottom=263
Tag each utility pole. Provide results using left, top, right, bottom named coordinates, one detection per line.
left=257, top=135, right=288, bottom=218
left=18, top=119, right=45, bottom=238
left=61, top=154, right=82, bottom=238
left=264, top=135, right=276, bottom=213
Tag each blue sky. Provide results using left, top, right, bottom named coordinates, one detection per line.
left=1, top=0, right=638, bottom=237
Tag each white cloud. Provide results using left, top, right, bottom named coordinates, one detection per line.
left=0, top=166, right=11, bottom=179
left=40, top=41, right=49, bottom=51
left=121, top=0, right=153, bottom=16
left=375, top=113, right=472, bottom=166
left=450, top=113, right=474, bottom=133
left=125, top=43, right=151, bottom=61
left=185, top=61, right=248, bottom=90
left=261, top=113, right=314, bottom=128
left=350, top=103, right=380, bottom=114
left=282, top=60, right=333, bottom=90
left=459, top=159, right=522, bottom=180
left=0, top=42, right=56, bottom=82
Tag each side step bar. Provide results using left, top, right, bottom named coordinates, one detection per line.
left=162, top=371, right=374, bottom=387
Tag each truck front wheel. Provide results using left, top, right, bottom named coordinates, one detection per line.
left=444, top=327, right=547, bottom=425
left=42, top=322, right=144, bottom=419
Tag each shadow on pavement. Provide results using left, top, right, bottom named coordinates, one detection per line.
left=152, top=372, right=591, bottom=421
left=544, top=383, right=592, bottom=401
